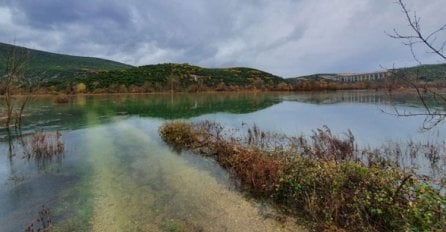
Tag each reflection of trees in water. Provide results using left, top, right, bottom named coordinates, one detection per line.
left=284, top=90, right=444, bottom=107
left=4, top=92, right=439, bottom=135
left=302, top=91, right=390, bottom=104
left=95, top=93, right=281, bottom=118
left=0, top=93, right=280, bottom=133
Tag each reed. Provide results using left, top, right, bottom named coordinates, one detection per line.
left=159, top=120, right=446, bottom=231
left=23, top=131, right=65, bottom=160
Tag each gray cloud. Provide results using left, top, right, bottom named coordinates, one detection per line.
left=0, top=0, right=444, bottom=77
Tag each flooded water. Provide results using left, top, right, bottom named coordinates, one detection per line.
left=0, top=91, right=444, bottom=231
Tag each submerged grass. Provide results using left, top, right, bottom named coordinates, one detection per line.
left=159, top=121, right=446, bottom=231
left=24, top=205, right=53, bottom=232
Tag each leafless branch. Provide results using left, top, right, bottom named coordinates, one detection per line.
left=391, top=0, right=446, bottom=60
left=385, top=0, right=446, bottom=130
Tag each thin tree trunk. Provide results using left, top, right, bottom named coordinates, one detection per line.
left=4, top=89, right=13, bottom=130
left=16, top=96, right=30, bottom=129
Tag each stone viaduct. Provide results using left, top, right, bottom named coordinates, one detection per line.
left=336, top=71, right=390, bottom=82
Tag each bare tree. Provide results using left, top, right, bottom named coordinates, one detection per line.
left=1, top=44, right=31, bottom=130
left=388, top=0, right=446, bottom=130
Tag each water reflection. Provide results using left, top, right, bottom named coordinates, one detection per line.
left=1, top=91, right=441, bottom=138
left=0, top=93, right=281, bottom=138
left=281, top=90, right=433, bottom=106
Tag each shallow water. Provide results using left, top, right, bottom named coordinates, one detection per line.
left=0, top=91, right=444, bottom=231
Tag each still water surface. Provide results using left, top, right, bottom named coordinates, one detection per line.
left=0, top=91, right=444, bottom=231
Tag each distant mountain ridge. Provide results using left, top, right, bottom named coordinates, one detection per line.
left=0, top=42, right=133, bottom=81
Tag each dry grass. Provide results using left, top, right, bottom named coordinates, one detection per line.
left=159, top=120, right=446, bottom=231
left=55, top=95, right=69, bottom=104
left=23, top=131, right=64, bottom=160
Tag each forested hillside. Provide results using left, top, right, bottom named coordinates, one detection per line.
left=0, top=42, right=132, bottom=82
left=43, top=63, right=291, bottom=93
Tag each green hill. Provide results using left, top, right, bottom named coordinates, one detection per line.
left=286, top=73, right=338, bottom=84
left=44, top=63, right=290, bottom=93
left=0, top=42, right=133, bottom=81
left=397, top=63, right=446, bottom=81
left=0, top=43, right=291, bottom=93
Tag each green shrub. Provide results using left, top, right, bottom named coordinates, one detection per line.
left=275, top=158, right=445, bottom=231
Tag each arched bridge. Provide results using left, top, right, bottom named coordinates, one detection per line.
left=336, top=71, right=390, bottom=82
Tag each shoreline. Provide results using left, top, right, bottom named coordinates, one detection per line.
left=4, top=87, right=445, bottom=97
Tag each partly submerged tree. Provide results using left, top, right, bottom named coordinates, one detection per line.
left=388, top=0, right=446, bottom=130
left=0, top=44, right=31, bottom=130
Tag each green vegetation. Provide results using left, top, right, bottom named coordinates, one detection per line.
left=42, top=63, right=291, bottom=93
left=0, top=43, right=291, bottom=93
left=159, top=121, right=446, bottom=231
left=0, top=42, right=132, bottom=82
left=397, top=63, right=446, bottom=81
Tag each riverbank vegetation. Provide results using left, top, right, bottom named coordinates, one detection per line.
left=159, top=121, right=446, bottom=231
left=36, top=63, right=446, bottom=94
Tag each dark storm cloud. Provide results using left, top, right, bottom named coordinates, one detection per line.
left=0, top=0, right=444, bottom=76
left=7, top=0, right=131, bottom=28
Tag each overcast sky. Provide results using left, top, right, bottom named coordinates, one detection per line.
left=0, top=0, right=445, bottom=77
